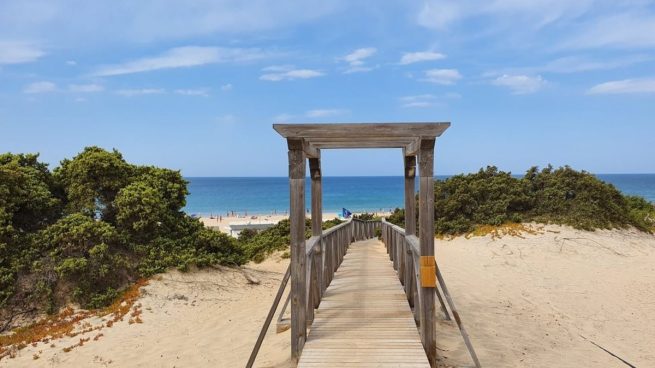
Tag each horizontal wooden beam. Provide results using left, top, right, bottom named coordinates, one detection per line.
left=274, top=123, right=450, bottom=140
left=303, top=141, right=320, bottom=158
left=404, top=138, right=421, bottom=156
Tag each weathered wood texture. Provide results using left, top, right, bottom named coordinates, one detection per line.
left=418, top=138, right=436, bottom=367
left=274, top=122, right=450, bottom=139
left=309, top=157, right=322, bottom=236
left=297, top=238, right=430, bottom=368
left=273, top=123, right=450, bottom=156
left=246, top=266, right=291, bottom=368
left=288, top=143, right=307, bottom=362
left=404, top=154, right=417, bottom=237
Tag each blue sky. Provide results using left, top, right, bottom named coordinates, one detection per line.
left=1, top=0, right=654, bottom=176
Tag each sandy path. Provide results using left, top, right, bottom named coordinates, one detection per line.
left=2, top=225, right=654, bottom=367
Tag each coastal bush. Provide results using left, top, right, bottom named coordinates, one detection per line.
left=239, top=217, right=345, bottom=263
left=387, top=165, right=655, bottom=235
left=353, top=212, right=380, bottom=221
left=0, top=148, right=246, bottom=327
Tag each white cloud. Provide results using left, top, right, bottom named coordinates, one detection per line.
left=274, top=113, right=295, bottom=122
left=0, top=41, right=44, bottom=64
left=417, top=0, right=595, bottom=30
left=273, top=109, right=348, bottom=121
left=560, top=13, right=655, bottom=49
left=423, top=69, right=462, bottom=85
left=400, top=95, right=438, bottom=108
left=342, top=48, right=376, bottom=66
left=66, top=60, right=77, bottom=66
left=305, top=109, right=348, bottom=118
left=23, top=81, right=56, bottom=94
left=0, top=1, right=342, bottom=44
left=587, top=78, right=655, bottom=94
left=93, top=46, right=268, bottom=77
left=341, top=47, right=377, bottom=73
left=260, top=66, right=324, bottom=81
left=69, top=83, right=104, bottom=93
left=174, top=88, right=210, bottom=97
left=399, top=93, right=460, bottom=108
left=220, top=83, right=233, bottom=91
left=116, top=88, right=165, bottom=97
left=400, top=51, right=446, bottom=65
left=492, top=74, right=546, bottom=94
left=417, top=0, right=463, bottom=30
left=344, top=66, right=376, bottom=74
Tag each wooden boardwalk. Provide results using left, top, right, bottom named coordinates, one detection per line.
left=298, top=238, right=430, bottom=367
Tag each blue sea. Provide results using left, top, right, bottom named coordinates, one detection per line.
left=184, top=174, right=655, bottom=216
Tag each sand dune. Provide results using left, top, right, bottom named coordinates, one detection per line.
left=2, top=225, right=654, bottom=367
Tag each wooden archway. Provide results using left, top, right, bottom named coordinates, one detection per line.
left=273, top=122, right=450, bottom=366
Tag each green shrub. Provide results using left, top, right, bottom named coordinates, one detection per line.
left=387, top=165, right=655, bottom=235
left=0, top=148, right=247, bottom=321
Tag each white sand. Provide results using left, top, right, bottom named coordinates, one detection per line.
left=200, top=212, right=389, bottom=235
left=3, top=225, right=654, bottom=367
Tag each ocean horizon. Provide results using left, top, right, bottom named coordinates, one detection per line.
left=184, top=174, right=655, bottom=216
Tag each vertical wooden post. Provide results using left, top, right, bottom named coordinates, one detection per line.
left=288, top=139, right=306, bottom=362
left=418, top=138, right=436, bottom=367
left=309, top=157, right=322, bottom=236
left=404, top=153, right=417, bottom=236
left=309, top=157, right=323, bottom=309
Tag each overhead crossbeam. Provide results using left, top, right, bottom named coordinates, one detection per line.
left=274, top=123, right=449, bottom=158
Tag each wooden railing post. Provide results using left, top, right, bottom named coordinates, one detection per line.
left=404, top=153, right=417, bottom=236
left=309, top=157, right=323, bottom=310
left=418, top=138, right=437, bottom=367
left=287, top=139, right=306, bottom=362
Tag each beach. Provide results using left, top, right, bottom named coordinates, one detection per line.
left=3, top=224, right=654, bottom=367
left=199, top=212, right=388, bottom=236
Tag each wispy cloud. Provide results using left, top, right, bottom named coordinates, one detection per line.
left=220, top=83, right=233, bottom=91
left=417, top=0, right=595, bottom=30
left=341, top=47, right=377, bottom=73
left=174, top=88, right=210, bottom=97
left=400, top=51, right=445, bottom=65
left=561, top=13, right=655, bottom=49
left=93, top=46, right=268, bottom=77
left=0, top=2, right=343, bottom=44
left=587, top=78, right=655, bottom=95
left=489, top=55, right=652, bottom=76
left=260, top=65, right=324, bottom=81
left=399, top=93, right=460, bottom=108
left=492, top=74, right=546, bottom=94
left=273, top=108, right=349, bottom=121
left=305, top=109, right=349, bottom=118
left=423, top=69, right=462, bottom=85
left=0, top=41, right=44, bottom=64
left=116, top=88, right=165, bottom=97
left=69, top=84, right=104, bottom=93
left=23, top=81, right=57, bottom=94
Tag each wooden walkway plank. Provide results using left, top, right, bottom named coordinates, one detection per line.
left=297, top=238, right=430, bottom=368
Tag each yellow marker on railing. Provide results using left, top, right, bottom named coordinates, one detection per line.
left=419, top=256, right=436, bottom=287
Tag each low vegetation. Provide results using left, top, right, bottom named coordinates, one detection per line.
left=387, top=165, right=655, bottom=235
left=0, top=148, right=244, bottom=330
left=2, top=150, right=653, bottom=337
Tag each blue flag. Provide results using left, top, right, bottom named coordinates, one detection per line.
left=342, top=208, right=352, bottom=218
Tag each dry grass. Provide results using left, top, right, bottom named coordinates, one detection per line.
left=0, top=279, right=148, bottom=360
left=438, top=222, right=544, bottom=240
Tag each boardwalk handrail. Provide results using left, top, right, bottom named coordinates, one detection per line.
left=247, top=217, right=381, bottom=367
left=380, top=219, right=481, bottom=368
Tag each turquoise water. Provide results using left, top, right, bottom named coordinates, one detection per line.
left=184, top=174, right=655, bottom=216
